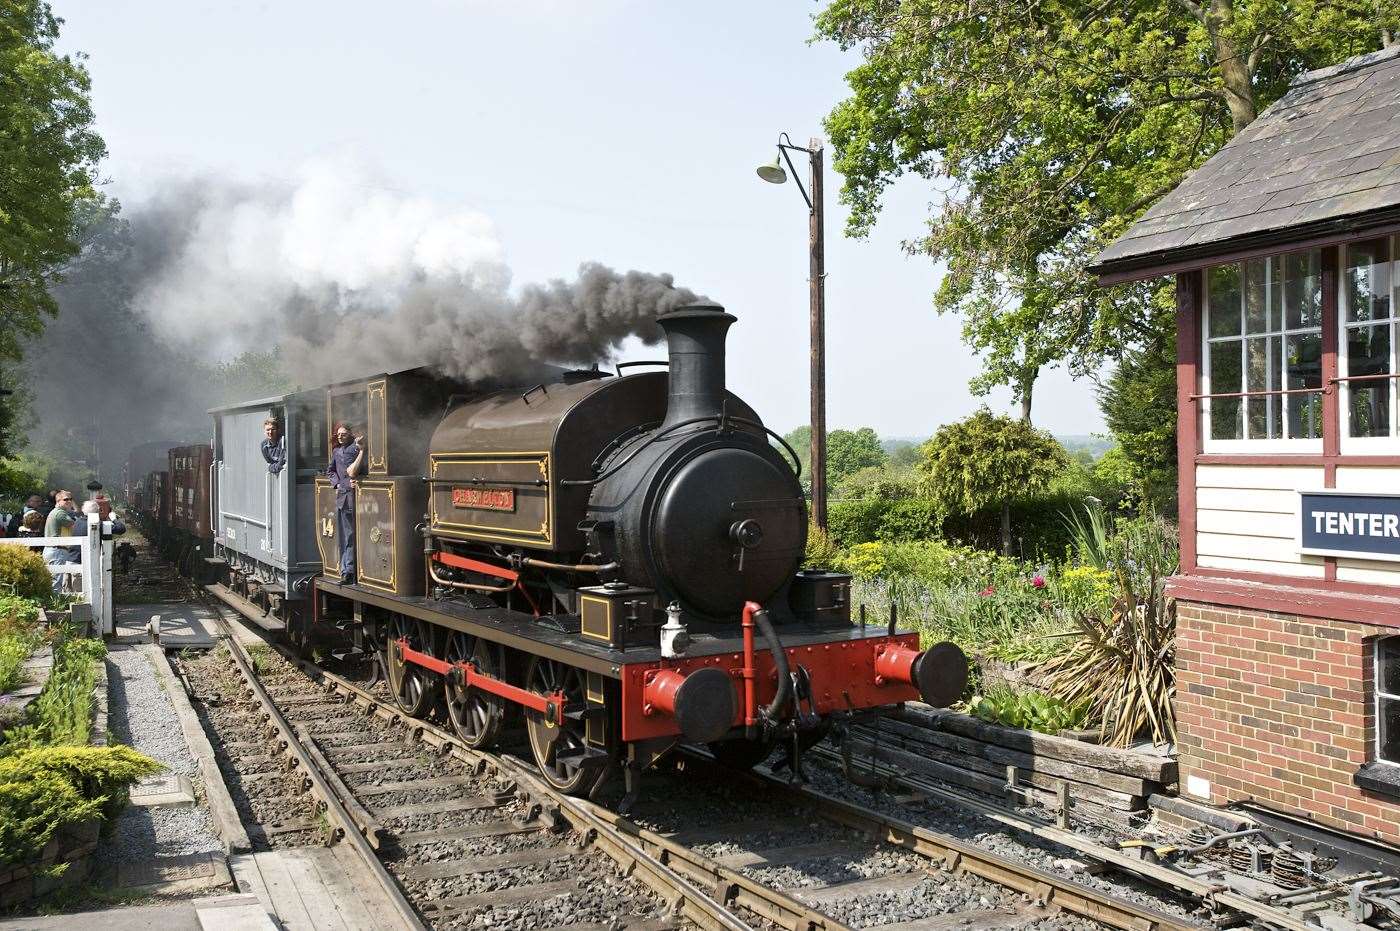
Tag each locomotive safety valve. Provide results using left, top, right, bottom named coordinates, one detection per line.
left=640, top=667, right=736, bottom=744
left=874, top=640, right=969, bottom=709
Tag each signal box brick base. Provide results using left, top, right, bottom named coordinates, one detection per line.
left=1174, top=600, right=1399, bottom=844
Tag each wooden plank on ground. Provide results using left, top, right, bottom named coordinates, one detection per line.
left=250, top=850, right=316, bottom=931
left=228, top=855, right=273, bottom=917
left=873, top=718, right=1154, bottom=796
left=900, top=704, right=1176, bottom=783
left=853, top=729, right=1144, bottom=810
left=329, top=842, right=416, bottom=931
left=274, top=850, right=351, bottom=931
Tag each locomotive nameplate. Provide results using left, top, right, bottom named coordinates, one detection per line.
left=451, top=487, right=516, bottom=512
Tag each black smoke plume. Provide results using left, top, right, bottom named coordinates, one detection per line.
left=19, top=166, right=705, bottom=482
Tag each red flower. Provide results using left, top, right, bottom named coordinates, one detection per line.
left=978, top=586, right=996, bottom=597
left=1032, top=575, right=1046, bottom=589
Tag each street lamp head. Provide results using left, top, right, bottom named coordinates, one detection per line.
left=756, top=155, right=787, bottom=184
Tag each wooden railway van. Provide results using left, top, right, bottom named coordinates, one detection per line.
left=211, top=388, right=327, bottom=601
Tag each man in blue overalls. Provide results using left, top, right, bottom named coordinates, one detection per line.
left=325, top=423, right=364, bottom=584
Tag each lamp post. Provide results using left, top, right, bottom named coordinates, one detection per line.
left=757, top=133, right=827, bottom=531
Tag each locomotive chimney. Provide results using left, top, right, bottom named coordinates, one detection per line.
left=657, top=303, right=736, bottom=429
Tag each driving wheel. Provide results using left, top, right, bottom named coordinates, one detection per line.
left=443, top=632, right=505, bottom=748
left=384, top=615, right=431, bottom=717
left=523, top=656, right=590, bottom=794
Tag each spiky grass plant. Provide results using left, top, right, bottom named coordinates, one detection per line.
left=1035, top=514, right=1178, bottom=747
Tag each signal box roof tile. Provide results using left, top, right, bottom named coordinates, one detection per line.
left=1092, top=45, right=1400, bottom=280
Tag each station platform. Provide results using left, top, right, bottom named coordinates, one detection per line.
left=1, top=592, right=413, bottom=930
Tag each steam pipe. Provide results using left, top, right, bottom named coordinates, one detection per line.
left=428, top=562, right=514, bottom=593
left=755, top=607, right=792, bottom=724
left=517, top=556, right=620, bottom=574
left=741, top=602, right=792, bottom=728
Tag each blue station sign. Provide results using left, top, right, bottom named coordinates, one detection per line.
left=1299, top=490, right=1400, bottom=561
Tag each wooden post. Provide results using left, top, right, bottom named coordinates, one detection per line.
left=809, top=139, right=827, bottom=532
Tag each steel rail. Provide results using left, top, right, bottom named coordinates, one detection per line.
left=291, top=653, right=762, bottom=931
left=804, top=744, right=1323, bottom=931
left=216, top=613, right=425, bottom=930
left=745, top=764, right=1198, bottom=931
left=205, top=599, right=759, bottom=931
left=208, top=591, right=1203, bottom=931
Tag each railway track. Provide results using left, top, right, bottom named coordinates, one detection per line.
left=181, top=590, right=1204, bottom=931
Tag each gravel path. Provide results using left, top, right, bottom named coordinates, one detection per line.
left=92, top=642, right=224, bottom=877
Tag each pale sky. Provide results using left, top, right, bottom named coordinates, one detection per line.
left=55, top=0, right=1105, bottom=438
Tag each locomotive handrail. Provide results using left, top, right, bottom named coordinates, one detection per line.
left=559, top=414, right=802, bottom=487
left=614, top=360, right=668, bottom=374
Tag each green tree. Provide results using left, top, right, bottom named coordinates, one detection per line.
left=814, top=0, right=1393, bottom=419
left=0, top=1, right=105, bottom=452
left=919, top=409, right=1070, bottom=555
left=827, top=427, right=887, bottom=487
left=1098, top=333, right=1179, bottom=514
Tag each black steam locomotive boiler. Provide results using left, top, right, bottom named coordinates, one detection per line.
left=290, top=303, right=967, bottom=802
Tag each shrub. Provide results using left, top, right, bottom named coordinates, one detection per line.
left=803, top=523, right=841, bottom=570
left=0, top=635, right=36, bottom=694
left=828, top=498, right=887, bottom=547
left=0, top=594, right=43, bottom=638
left=1035, top=513, right=1179, bottom=746
left=0, top=745, right=161, bottom=864
left=969, top=686, right=1089, bottom=734
left=0, top=546, right=50, bottom=601
left=4, top=635, right=104, bottom=748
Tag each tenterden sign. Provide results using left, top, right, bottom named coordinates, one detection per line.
left=1298, top=490, right=1400, bottom=562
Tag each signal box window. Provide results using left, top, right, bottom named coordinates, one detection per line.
left=1343, top=237, right=1398, bottom=443
left=1203, top=251, right=1323, bottom=447
left=1381, top=637, right=1400, bottom=766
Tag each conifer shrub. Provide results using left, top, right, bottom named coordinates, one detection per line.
left=0, top=546, right=50, bottom=601
left=0, top=746, right=161, bottom=864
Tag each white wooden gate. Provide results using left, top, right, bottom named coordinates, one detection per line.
left=0, top=518, right=113, bottom=635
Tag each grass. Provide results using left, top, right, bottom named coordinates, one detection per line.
left=0, top=635, right=36, bottom=695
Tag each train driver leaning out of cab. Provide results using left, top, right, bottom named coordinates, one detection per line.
left=326, top=423, right=365, bottom=584
left=260, top=418, right=286, bottom=475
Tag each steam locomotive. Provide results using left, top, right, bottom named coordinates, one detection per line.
left=194, top=303, right=966, bottom=803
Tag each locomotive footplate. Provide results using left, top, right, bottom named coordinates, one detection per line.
left=314, top=578, right=950, bottom=744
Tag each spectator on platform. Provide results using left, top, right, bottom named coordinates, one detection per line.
left=18, top=511, right=44, bottom=536
left=261, top=418, right=286, bottom=475
left=42, top=491, right=78, bottom=594
left=5, top=495, right=45, bottom=537
left=75, top=496, right=126, bottom=542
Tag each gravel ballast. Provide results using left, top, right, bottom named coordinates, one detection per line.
left=93, top=640, right=225, bottom=877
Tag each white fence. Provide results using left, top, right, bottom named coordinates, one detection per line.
left=0, top=518, right=113, bottom=636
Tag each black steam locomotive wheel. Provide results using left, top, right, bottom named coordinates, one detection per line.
left=443, top=632, right=504, bottom=749
left=523, top=656, right=590, bottom=793
left=384, top=616, right=432, bottom=718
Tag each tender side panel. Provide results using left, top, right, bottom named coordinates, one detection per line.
left=355, top=477, right=426, bottom=595
left=314, top=478, right=339, bottom=577
left=429, top=452, right=552, bottom=546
